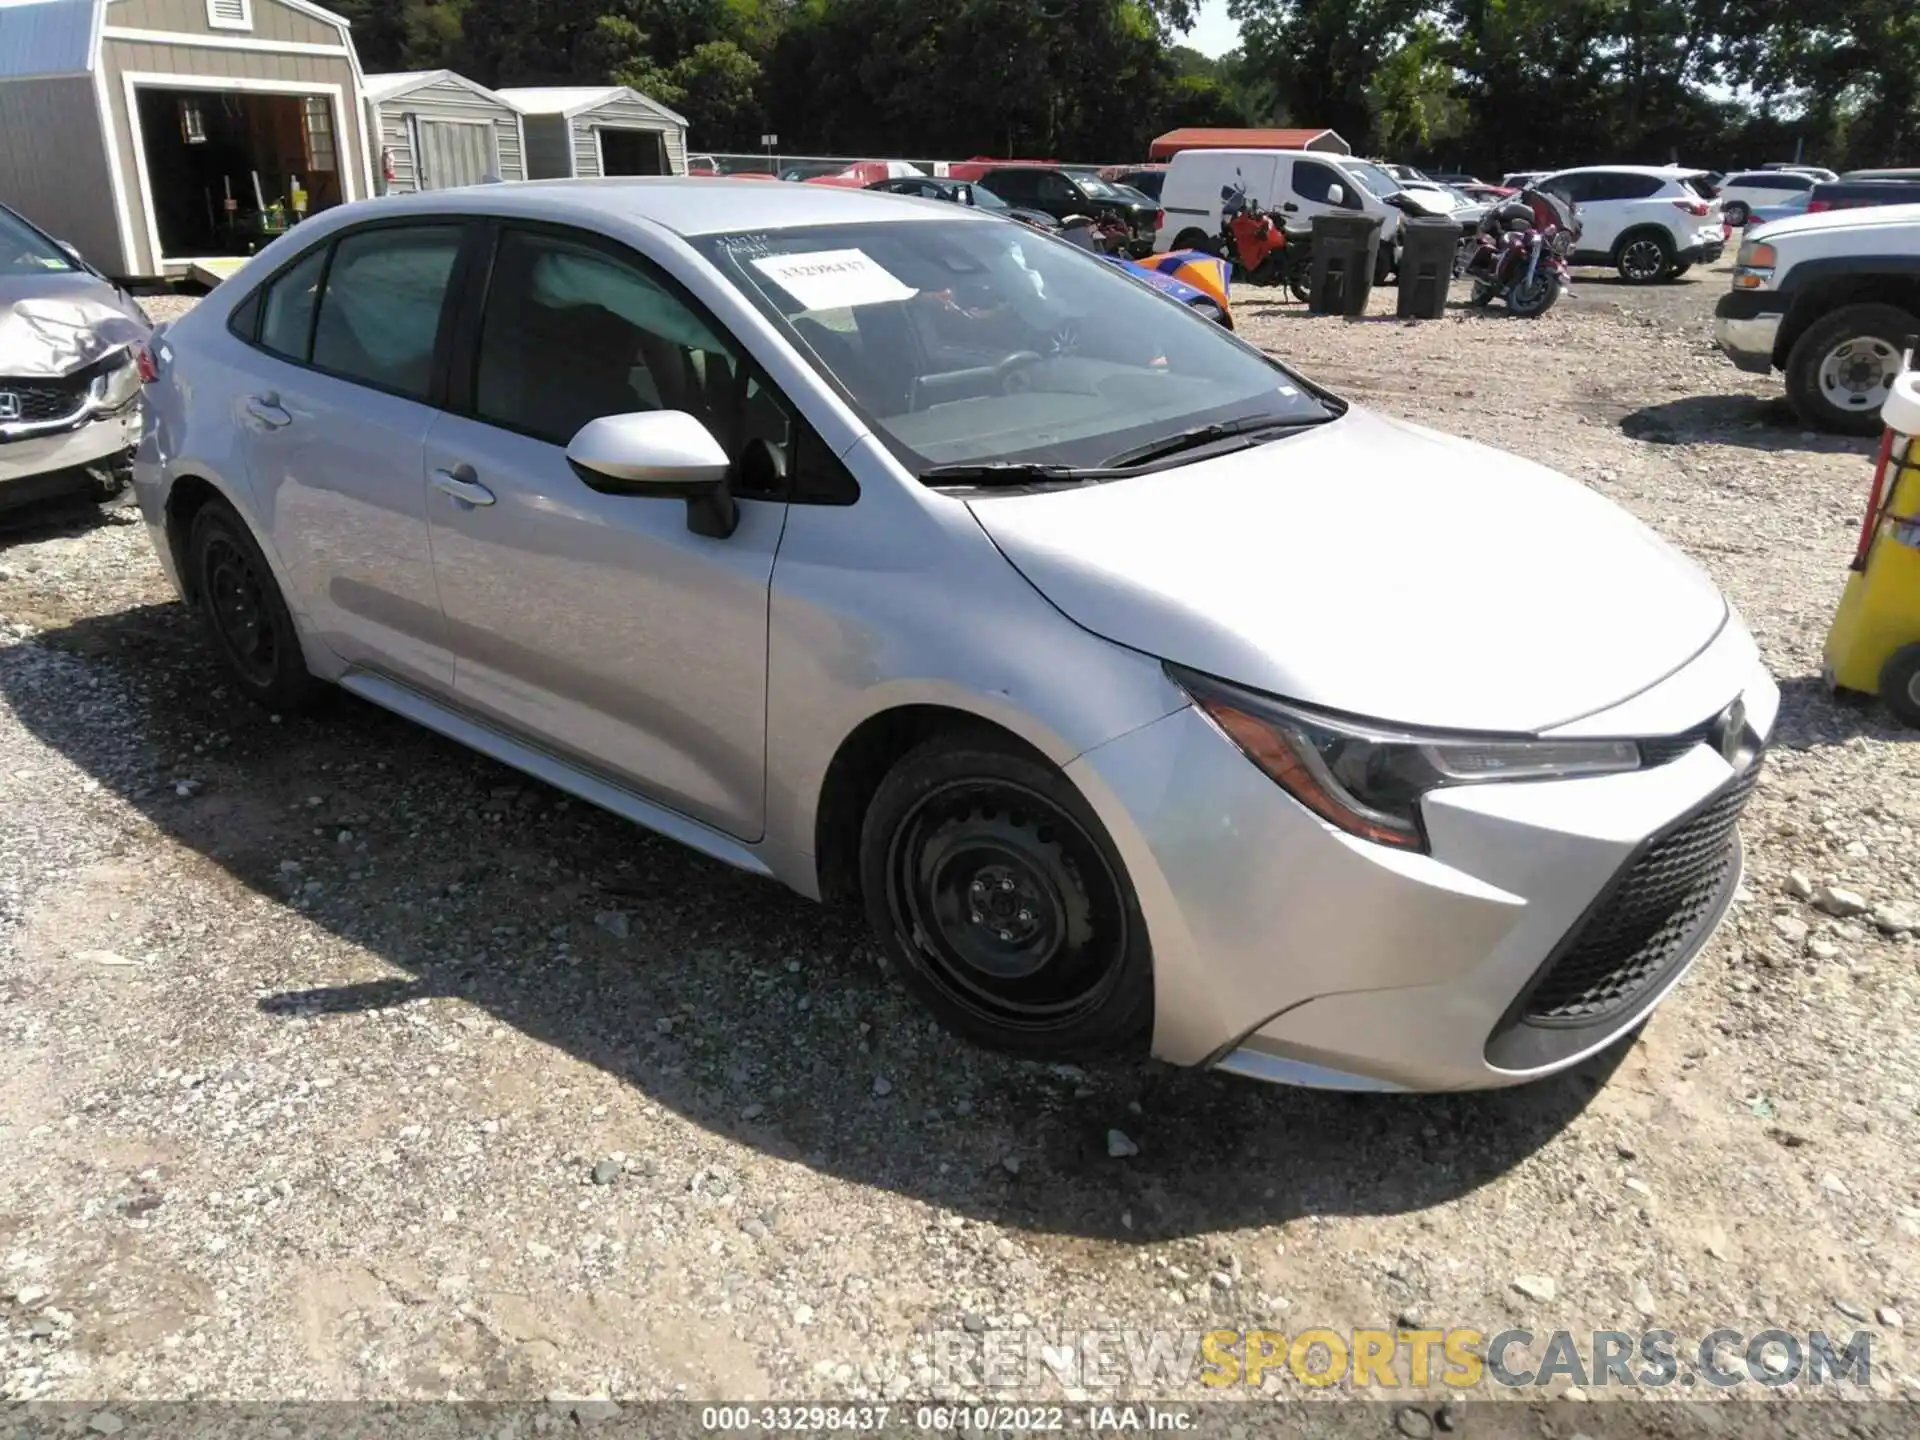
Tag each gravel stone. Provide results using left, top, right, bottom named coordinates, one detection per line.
left=1871, top=901, right=1918, bottom=935
left=1812, top=885, right=1870, bottom=918
left=1512, top=1275, right=1557, bottom=1303
left=1106, top=1129, right=1140, bottom=1158
left=1878, top=1307, right=1903, bottom=1329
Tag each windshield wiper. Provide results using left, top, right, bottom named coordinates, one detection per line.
left=1102, top=414, right=1313, bottom=469
left=919, top=461, right=1118, bottom=487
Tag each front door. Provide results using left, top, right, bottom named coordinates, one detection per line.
left=233, top=222, right=465, bottom=690
left=416, top=118, right=496, bottom=189
left=422, top=224, right=789, bottom=839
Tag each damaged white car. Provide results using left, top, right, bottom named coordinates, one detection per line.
left=0, top=202, right=151, bottom=513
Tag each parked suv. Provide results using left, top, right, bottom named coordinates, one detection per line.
left=1537, top=166, right=1724, bottom=282
left=947, top=164, right=1159, bottom=248
left=1714, top=202, right=1920, bottom=433
left=1717, top=170, right=1817, bottom=228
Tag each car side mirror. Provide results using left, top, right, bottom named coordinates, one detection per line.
left=1327, top=184, right=1345, bottom=207
left=57, top=239, right=84, bottom=262
left=566, top=410, right=739, bottom=538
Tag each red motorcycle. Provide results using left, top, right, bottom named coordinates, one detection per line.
left=1463, top=188, right=1578, bottom=317
left=1216, top=183, right=1312, bottom=302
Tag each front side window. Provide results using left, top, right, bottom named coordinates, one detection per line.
left=698, top=219, right=1334, bottom=476
left=985, top=170, right=1038, bottom=202
left=1035, top=172, right=1082, bottom=206
left=310, top=225, right=461, bottom=399
left=1291, top=160, right=1339, bottom=203
left=472, top=228, right=789, bottom=481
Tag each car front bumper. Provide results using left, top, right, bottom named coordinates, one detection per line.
left=1713, top=290, right=1786, bottom=375
left=0, top=408, right=141, bottom=493
left=1066, top=621, right=1778, bottom=1092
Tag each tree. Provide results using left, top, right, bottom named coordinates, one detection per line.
left=1719, top=0, right=1920, bottom=167
left=1227, top=0, right=1426, bottom=151
left=670, top=40, right=764, bottom=148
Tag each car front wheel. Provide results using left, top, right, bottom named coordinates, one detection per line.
left=859, top=733, right=1153, bottom=1059
left=188, top=498, right=320, bottom=712
left=1723, top=201, right=1750, bottom=227
left=1784, top=303, right=1917, bottom=435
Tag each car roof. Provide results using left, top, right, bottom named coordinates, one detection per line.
left=325, top=177, right=964, bottom=238
left=1544, top=164, right=1700, bottom=178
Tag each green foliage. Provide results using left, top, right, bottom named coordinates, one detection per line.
left=339, top=0, right=1920, bottom=170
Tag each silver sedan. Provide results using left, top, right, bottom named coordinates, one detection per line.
left=132, top=179, right=1774, bottom=1092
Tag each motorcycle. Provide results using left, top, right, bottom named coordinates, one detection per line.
left=1461, top=188, right=1578, bottom=317
left=1215, top=183, right=1313, bottom=303
left=1058, top=211, right=1133, bottom=256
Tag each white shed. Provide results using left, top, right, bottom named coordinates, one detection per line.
left=495, top=84, right=687, bottom=180
left=365, top=69, right=526, bottom=193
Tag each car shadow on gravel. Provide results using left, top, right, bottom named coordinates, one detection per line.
left=1619, top=394, right=1878, bottom=452
left=4, top=601, right=1617, bottom=1243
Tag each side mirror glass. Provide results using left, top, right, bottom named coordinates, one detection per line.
left=58, top=239, right=84, bottom=262
left=566, top=410, right=738, bottom=537
left=1327, top=183, right=1345, bottom=207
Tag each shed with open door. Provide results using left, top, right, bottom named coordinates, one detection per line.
left=0, top=0, right=374, bottom=281
left=364, top=69, right=525, bottom=193
left=494, top=84, right=687, bottom=180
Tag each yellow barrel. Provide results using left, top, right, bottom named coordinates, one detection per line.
left=1824, top=433, right=1920, bottom=703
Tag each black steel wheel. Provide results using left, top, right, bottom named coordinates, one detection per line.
left=860, top=735, right=1152, bottom=1058
left=1880, top=645, right=1920, bottom=729
left=188, top=499, right=320, bottom=711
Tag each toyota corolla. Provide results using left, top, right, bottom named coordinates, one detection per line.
left=131, top=179, right=1774, bottom=1091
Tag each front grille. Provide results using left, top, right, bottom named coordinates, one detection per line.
left=1639, top=716, right=1720, bottom=766
left=1520, top=763, right=1760, bottom=1025
left=0, top=374, right=89, bottom=424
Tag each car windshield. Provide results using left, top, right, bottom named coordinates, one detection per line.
left=1071, top=174, right=1125, bottom=200
left=1343, top=161, right=1401, bottom=199
left=1109, top=183, right=1154, bottom=206
left=697, top=219, right=1335, bottom=476
left=967, top=183, right=1011, bottom=212
left=0, top=207, right=78, bottom=275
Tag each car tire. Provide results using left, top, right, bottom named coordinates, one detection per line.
left=1614, top=230, right=1674, bottom=283
left=1171, top=228, right=1211, bottom=253
left=859, top=731, right=1153, bottom=1060
left=1784, top=302, right=1918, bottom=436
left=187, top=498, right=321, bottom=712
left=1724, top=201, right=1749, bottom=227
left=1880, top=644, right=1920, bottom=728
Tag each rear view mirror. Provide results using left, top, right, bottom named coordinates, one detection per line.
left=567, top=410, right=738, bottom=537
left=1327, top=184, right=1345, bottom=207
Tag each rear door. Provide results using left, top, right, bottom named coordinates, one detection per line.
left=230, top=221, right=467, bottom=690
left=415, top=118, right=496, bottom=190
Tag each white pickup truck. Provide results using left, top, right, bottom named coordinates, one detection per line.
left=1713, top=202, right=1920, bottom=434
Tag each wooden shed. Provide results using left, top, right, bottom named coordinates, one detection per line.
left=495, top=84, right=688, bottom=180
left=0, top=0, right=374, bottom=280
left=364, top=69, right=525, bottom=193
left=1148, top=128, right=1351, bottom=162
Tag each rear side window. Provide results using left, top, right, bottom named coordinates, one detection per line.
left=310, top=225, right=462, bottom=401
left=1602, top=173, right=1665, bottom=200
left=1678, top=174, right=1718, bottom=198
left=985, top=169, right=1038, bottom=201
left=256, top=245, right=327, bottom=361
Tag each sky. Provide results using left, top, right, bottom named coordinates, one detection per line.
left=1181, top=0, right=1240, bottom=58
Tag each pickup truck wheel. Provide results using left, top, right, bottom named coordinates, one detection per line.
left=1881, top=645, right=1920, bottom=728
left=1785, top=303, right=1917, bottom=436
left=1723, top=201, right=1750, bottom=227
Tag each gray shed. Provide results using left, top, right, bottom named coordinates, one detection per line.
left=364, top=69, right=525, bottom=194
left=0, top=0, right=374, bottom=280
left=495, top=85, right=687, bottom=180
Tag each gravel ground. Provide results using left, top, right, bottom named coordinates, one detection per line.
left=0, top=269, right=1916, bottom=1419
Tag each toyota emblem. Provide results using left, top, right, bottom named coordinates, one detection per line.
left=0, top=392, right=20, bottom=422
left=1717, top=698, right=1748, bottom=765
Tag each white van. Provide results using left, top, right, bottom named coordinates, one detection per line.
left=1155, top=149, right=1410, bottom=275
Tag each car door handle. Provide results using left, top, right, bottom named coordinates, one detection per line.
left=244, top=394, right=291, bottom=429
left=432, top=468, right=496, bottom=507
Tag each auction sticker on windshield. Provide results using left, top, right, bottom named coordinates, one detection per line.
left=750, top=248, right=916, bottom=310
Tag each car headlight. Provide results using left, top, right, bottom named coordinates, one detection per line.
left=88, top=350, right=142, bottom=411
left=1169, top=666, right=1641, bottom=851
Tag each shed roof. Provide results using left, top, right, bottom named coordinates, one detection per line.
left=0, top=0, right=356, bottom=80
left=365, top=67, right=518, bottom=108
left=497, top=83, right=686, bottom=128
left=1147, top=127, right=1350, bottom=161
left=0, top=0, right=98, bottom=80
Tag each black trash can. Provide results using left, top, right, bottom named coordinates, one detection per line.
left=1396, top=215, right=1460, bottom=320
left=1308, top=212, right=1385, bottom=316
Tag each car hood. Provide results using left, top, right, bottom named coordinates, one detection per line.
left=1746, top=200, right=1920, bottom=242
left=0, top=272, right=149, bottom=377
left=967, top=408, right=1728, bottom=733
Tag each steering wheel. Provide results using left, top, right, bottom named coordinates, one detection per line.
left=995, top=350, right=1045, bottom=393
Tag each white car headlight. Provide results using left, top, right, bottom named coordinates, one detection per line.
left=88, top=350, right=142, bottom=411
left=1171, top=666, right=1641, bottom=851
